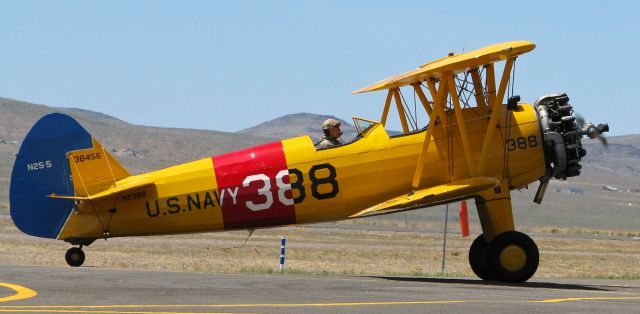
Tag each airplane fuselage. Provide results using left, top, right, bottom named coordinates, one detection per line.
left=57, top=104, right=545, bottom=241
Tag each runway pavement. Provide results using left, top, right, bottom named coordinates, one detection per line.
left=0, top=265, right=639, bottom=313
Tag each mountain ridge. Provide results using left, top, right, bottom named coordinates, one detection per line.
left=239, top=112, right=358, bottom=142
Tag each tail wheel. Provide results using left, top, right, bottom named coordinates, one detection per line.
left=65, top=247, right=85, bottom=267
left=486, top=231, right=539, bottom=283
left=468, top=234, right=496, bottom=281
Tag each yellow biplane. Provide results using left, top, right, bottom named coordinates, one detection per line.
left=10, top=40, right=608, bottom=282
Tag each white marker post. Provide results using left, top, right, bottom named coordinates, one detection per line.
left=279, top=236, right=286, bottom=272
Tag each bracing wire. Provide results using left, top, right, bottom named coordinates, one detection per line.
left=482, top=65, right=490, bottom=106
left=511, top=57, right=517, bottom=98
left=479, top=66, right=486, bottom=101
left=420, top=82, right=437, bottom=126
left=413, top=89, right=418, bottom=130
left=454, top=72, right=474, bottom=108
left=503, top=113, right=512, bottom=179
left=398, top=89, right=419, bottom=131
left=503, top=58, right=517, bottom=181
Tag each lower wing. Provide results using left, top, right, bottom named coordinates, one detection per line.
left=349, top=177, right=498, bottom=218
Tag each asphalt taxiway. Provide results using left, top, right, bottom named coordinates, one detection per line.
left=1, top=265, right=639, bottom=313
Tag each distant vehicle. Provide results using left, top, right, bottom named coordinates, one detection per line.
left=567, top=188, right=584, bottom=195
left=10, top=41, right=608, bottom=283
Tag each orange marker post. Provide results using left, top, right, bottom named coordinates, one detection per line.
left=459, top=200, right=470, bottom=237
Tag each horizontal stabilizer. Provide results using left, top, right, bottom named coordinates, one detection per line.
left=48, top=176, right=154, bottom=201
left=349, top=177, right=498, bottom=218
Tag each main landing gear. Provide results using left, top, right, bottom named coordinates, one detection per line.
left=468, top=231, right=539, bottom=283
left=65, top=246, right=86, bottom=267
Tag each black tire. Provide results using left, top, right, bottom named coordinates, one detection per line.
left=486, top=231, right=539, bottom=283
left=468, top=234, right=496, bottom=281
left=65, top=247, right=85, bottom=267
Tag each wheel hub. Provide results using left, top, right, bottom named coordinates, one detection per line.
left=499, top=245, right=526, bottom=272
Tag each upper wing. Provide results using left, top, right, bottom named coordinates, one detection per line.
left=352, top=41, right=535, bottom=94
left=349, top=177, right=498, bottom=218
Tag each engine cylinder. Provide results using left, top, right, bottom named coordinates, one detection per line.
left=534, top=93, right=584, bottom=180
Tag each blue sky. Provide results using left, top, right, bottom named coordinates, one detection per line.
left=1, top=1, right=637, bottom=135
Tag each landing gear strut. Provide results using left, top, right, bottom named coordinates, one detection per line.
left=468, top=231, right=539, bottom=283
left=65, top=246, right=85, bottom=267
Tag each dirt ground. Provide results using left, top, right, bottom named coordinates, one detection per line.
left=1, top=217, right=638, bottom=280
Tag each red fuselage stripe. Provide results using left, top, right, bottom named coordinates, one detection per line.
left=212, top=141, right=295, bottom=229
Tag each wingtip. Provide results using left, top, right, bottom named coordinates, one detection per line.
left=351, top=86, right=375, bottom=94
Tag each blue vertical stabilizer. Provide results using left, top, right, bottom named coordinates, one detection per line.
left=10, top=113, right=93, bottom=239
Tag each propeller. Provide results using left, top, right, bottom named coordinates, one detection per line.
left=576, top=114, right=609, bottom=148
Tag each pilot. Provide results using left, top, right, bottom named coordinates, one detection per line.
left=315, top=118, right=343, bottom=149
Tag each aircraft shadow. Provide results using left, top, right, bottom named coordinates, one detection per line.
left=367, top=276, right=609, bottom=291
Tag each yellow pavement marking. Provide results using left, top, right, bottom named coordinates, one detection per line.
left=1, top=293, right=639, bottom=313
left=536, top=296, right=640, bottom=303
left=0, top=283, right=37, bottom=303
left=0, top=300, right=468, bottom=314
left=1, top=279, right=639, bottom=313
left=0, top=300, right=467, bottom=309
left=0, top=311, right=239, bottom=314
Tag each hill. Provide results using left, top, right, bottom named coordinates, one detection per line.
left=238, top=112, right=357, bottom=142
left=0, top=97, right=277, bottom=206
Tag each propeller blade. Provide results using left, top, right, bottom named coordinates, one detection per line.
left=575, top=114, right=585, bottom=127
left=594, top=132, right=608, bottom=148
left=576, top=113, right=609, bottom=149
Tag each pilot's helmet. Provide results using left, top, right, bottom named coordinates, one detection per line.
left=322, top=118, right=341, bottom=130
